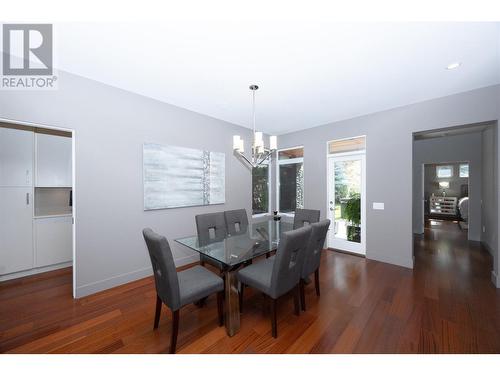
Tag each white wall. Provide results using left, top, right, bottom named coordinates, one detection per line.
left=276, top=85, right=500, bottom=271
left=0, top=72, right=253, bottom=297
left=412, top=132, right=483, bottom=240
left=1, top=72, right=499, bottom=293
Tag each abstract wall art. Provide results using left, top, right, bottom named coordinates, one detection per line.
left=143, top=143, right=225, bottom=210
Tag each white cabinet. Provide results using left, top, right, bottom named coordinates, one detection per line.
left=0, top=127, right=33, bottom=187
left=34, top=215, right=72, bottom=267
left=35, top=133, right=72, bottom=187
left=0, top=187, right=34, bottom=275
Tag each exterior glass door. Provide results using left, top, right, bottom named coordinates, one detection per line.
left=327, top=153, right=366, bottom=254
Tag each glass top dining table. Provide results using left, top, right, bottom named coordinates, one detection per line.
left=174, top=218, right=294, bottom=337
left=175, top=218, right=293, bottom=269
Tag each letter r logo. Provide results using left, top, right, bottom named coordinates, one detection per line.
left=2, top=24, right=53, bottom=76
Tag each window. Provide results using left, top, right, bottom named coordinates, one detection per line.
left=459, top=163, right=469, bottom=178
left=252, top=163, right=270, bottom=215
left=277, top=147, right=304, bottom=214
left=436, top=165, right=453, bottom=178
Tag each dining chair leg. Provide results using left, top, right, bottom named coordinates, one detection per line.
left=170, top=310, right=179, bottom=354
left=314, top=269, right=320, bottom=296
left=270, top=297, right=278, bottom=338
left=293, top=285, right=300, bottom=316
left=239, top=283, right=245, bottom=313
left=153, top=295, right=162, bottom=329
left=299, top=279, right=306, bottom=311
left=217, top=291, right=224, bottom=326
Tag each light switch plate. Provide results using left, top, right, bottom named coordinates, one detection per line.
left=373, top=202, right=384, bottom=210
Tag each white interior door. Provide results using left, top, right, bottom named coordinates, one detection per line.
left=327, top=153, right=366, bottom=255
left=0, top=127, right=33, bottom=187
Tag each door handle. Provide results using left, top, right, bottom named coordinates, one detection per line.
left=26, top=192, right=30, bottom=205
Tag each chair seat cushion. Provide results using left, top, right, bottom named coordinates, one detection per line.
left=178, top=265, right=224, bottom=306
left=237, top=257, right=275, bottom=296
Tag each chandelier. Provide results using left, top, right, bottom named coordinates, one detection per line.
left=233, top=85, right=277, bottom=168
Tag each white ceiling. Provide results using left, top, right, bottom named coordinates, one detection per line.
left=28, top=21, right=500, bottom=134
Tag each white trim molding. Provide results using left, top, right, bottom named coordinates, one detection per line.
left=0, top=261, right=71, bottom=282
left=74, top=254, right=199, bottom=298
left=481, top=240, right=495, bottom=257
left=367, top=252, right=414, bottom=270
left=492, top=270, right=500, bottom=288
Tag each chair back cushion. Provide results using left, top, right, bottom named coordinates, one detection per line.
left=293, top=208, right=320, bottom=229
left=224, top=209, right=249, bottom=235
left=142, top=228, right=181, bottom=310
left=270, top=225, right=312, bottom=299
left=195, top=212, right=227, bottom=246
left=302, top=219, right=330, bottom=278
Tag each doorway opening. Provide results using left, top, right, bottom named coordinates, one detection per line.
left=412, top=121, right=498, bottom=286
left=326, top=136, right=366, bottom=255
left=0, top=118, right=76, bottom=298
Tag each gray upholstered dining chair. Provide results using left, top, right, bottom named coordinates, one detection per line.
left=299, top=219, right=330, bottom=311
left=224, top=209, right=249, bottom=235
left=142, top=228, right=224, bottom=353
left=293, top=208, right=321, bottom=229
left=195, top=212, right=227, bottom=271
left=237, top=225, right=312, bottom=338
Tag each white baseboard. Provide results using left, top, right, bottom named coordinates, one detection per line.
left=481, top=242, right=499, bottom=288
left=75, top=254, right=199, bottom=298
left=75, top=266, right=152, bottom=298
left=492, top=270, right=499, bottom=288
left=0, top=261, right=72, bottom=282
left=366, top=252, right=414, bottom=269
left=481, top=241, right=495, bottom=257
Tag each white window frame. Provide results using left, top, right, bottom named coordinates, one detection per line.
left=459, top=163, right=469, bottom=178
left=276, top=146, right=304, bottom=217
left=252, top=160, right=272, bottom=218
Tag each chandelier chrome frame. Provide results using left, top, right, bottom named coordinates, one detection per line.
left=233, top=85, right=277, bottom=168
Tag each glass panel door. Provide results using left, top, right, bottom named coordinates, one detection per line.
left=327, top=153, right=365, bottom=254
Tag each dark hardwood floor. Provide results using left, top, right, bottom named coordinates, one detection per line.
left=1, top=220, right=499, bottom=353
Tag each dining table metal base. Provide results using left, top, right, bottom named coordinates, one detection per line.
left=224, top=268, right=240, bottom=337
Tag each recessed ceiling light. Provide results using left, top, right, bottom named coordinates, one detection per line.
left=446, top=62, right=461, bottom=70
